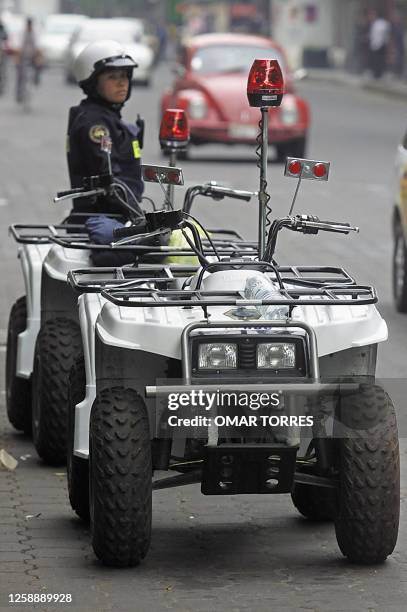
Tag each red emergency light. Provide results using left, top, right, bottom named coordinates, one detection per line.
left=287, top=159, right=302, bottom=176
left=159, top=109, right=190, bottom=150
left=285, top=158, right=330, bottom=181
left=313, top=163, right=327, bottom=178
left=247, top=59, right=284, bottom=107
left=142, top=164, right=184, bottom=185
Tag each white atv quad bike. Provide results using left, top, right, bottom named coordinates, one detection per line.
left=6, top=215, right=95, bottom=437
left=5, top=164, right=153, bottom=459
left=4, top=111, right=163, bottom=443
left=67, top=58, right=399, bottom=569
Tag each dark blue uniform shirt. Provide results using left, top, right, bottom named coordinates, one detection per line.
left=67, top=98, right=144, bottom=215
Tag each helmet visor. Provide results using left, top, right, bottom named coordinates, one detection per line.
left=94, top=54, right=138, bottom=73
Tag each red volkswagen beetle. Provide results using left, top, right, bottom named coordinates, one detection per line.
left=161, top=33, right=310, bottom=159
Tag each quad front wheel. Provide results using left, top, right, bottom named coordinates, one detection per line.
left=89, top=387, right=152, bottom=567
left=32, top=318, right=82, bottom=465
left=334, top=384, right=400, bottom=564
left=6, top=296, right=32, bottom=433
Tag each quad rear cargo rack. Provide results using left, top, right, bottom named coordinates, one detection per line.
left=9, top=223, right=258, bottom=257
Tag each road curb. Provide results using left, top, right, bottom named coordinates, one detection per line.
left=306, top=69, right=407, bottom=101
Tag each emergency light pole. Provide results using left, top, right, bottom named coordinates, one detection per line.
left=247, top=59, right=284, bottom=258
left=159, top=109, right=190, bottom=208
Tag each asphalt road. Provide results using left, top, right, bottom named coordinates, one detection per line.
left=0, top=63, right=406, bottom=612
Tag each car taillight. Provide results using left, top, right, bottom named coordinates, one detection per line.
left=247, top=59, right=284, bottom=107
left=159, top=109, right=190, bottom=150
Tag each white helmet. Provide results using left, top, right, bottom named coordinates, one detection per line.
left=73, top=40, right=138, bottom=86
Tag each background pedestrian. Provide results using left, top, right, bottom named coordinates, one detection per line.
left=369, top=8, right=391, bottom=79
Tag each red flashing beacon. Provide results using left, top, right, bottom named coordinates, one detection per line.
left=247, top=59, right=284, bottom=108
left=159, top=109, right=190, bottom=150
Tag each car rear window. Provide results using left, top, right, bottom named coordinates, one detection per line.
left=190, top=44, right=285, bottom=75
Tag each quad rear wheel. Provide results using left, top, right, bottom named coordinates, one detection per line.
left=6, top=296, right=32, bottom=433
left=334, top=384, right=400, bottom=564
left=89, top=387, right=152, bottom=567
left=32, top=318, right=82, bottom=465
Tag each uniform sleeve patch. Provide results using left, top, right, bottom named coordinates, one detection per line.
left=132, top=140, right=141, bottom=159
left=89, top=124, right=110, bottom=143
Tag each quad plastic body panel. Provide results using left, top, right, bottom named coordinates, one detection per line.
left=16, top=244, right=92, bottom=379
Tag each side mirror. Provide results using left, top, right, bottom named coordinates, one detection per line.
left=293, top=68, right=308, bottom=81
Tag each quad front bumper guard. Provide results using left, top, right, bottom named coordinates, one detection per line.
left=146, top=320, right=358, bottom=396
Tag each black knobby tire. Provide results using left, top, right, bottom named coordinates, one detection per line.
left=32, top=318, right=82, bottom=465
left=67, top=354, right=89, bottom=521
left=89, top=387, right=152, bottom=567
left=6, top=296, right=32, bottom=433
left=334, top=384, right=400, bottom=564
left=392, top=221, right=407, bottom=312
left=291, top=472, right=335, bottom=521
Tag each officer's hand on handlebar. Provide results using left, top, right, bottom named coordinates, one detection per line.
left=112, top=220, right=148, bottom=240
left=86, top=216, right=125, bottom=244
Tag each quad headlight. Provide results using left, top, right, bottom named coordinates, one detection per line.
left=257, top=343, right=296, bottom=369
left=198, top=343, right=237, bottom=370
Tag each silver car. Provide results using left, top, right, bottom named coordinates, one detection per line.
left=64, top=18, right=154, bottom=86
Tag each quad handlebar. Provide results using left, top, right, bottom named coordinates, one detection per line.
left=182, top=182, right=256, bottom=213
left=264, top=215, right=359, bottom=261
left=54, top=188, right=106, bottom=203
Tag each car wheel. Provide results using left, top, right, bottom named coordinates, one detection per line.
left=67, top=354, right=89, bottom=522
left=32, top=318, right=82, bottom=465
left=90, top=387, right=152, bottom=567
left=286, top=136, right=307, bottom=159
left=334, top=384, right=400, bottom=564
left=393, top=220, right=407, bottom=312
left=6, top=296, right=32, bottom=433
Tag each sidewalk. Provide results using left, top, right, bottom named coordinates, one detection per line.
left=306, top=67, right=407, bottom=100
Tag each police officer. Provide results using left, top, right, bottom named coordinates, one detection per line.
left=67, top=39, right=144, bottom=220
